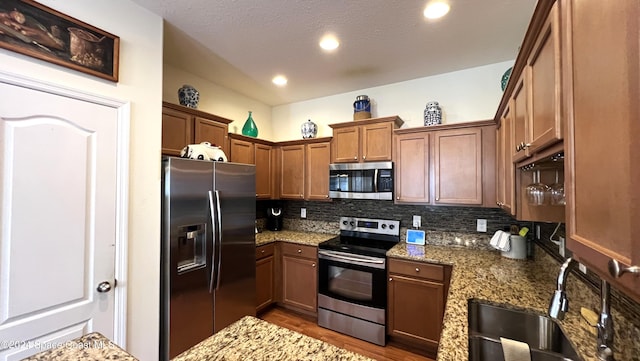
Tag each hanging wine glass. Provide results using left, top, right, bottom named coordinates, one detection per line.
left=549, top=170, right=565, bottom=206
left=526, top=170, right=550, bottom=206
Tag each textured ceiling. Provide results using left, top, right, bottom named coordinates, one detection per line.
left=131, top=0, right=536, bottom=106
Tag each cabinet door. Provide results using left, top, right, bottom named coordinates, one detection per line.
left=229, top=138, right=255, bottom=164
left=331, top=126, right=360, bottom=163
left=362, top=122, right=393, bottom=162
left=194, top=117, right=228, bottom=156
left=511, top=73, right=530, bottom=163
left=527, top=2, right=562, bottom=154
left=388, top=274, right=443, bottom=349
left=256, top=255, right=274, bottom=313
left=279, top=145, right=305, bottom=199
left=281, top=255, right=317, bottom=313
left=394, top=132, right=430, bottom=204
left=434, top=128, right=483, bottom=205
left=564, top=0, right=639, bottom=301
left=162, top=108, right=193, bottom=156
left=306, top=142, right=331, bottom=200
left=255, top=144, right=272, bottom=199
left=497, top=104, right=515, bottom=215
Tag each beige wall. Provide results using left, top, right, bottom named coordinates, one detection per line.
left=163, top=64, right=274, bottom=140
left=0, top=1, right=163, bottom=360
left=271, top=61, right=513, bottom=141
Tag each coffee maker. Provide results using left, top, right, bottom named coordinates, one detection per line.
left=266, top=207, right=283, bottom=231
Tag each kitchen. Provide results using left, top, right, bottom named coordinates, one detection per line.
left=0, top=1, right=638, bottom=361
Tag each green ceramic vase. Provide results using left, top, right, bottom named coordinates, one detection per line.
left=241, top=111, right=258, bottom=137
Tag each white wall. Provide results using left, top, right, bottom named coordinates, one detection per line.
left=0, top=1, right=163, bottom=360
left=271, top=61, right=513, bottom=141
left=163, top=64, right=274, bottom=140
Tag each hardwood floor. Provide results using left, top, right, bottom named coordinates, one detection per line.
left=259, top=307, right=435, bottom=361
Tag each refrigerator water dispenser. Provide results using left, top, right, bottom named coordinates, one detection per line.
left=177, top=224, right=206, bottom=273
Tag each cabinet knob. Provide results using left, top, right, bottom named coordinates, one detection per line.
left=312, top=263, right=316, bottom=267
left=261, top=250, right=265, bottom=254
left=415, top=268, right=420, bottom=272
left=297, top=249, right=302, bottom=253
left=354, top=156, right=358, bottom=160
left=326, top=195, right=329, bottom=198
left=300, top=194, right=304, bottom=198
left=608, top=259, right=640, bottom=278
left=516, top=144, right=522, bottom=152
left=363, top=155, right=366, bottom=160
left=396, top=196, right=400, bottom=200
left=389, top=277, right=393, bottom=282
left=523, top=142, right=532, bottom=149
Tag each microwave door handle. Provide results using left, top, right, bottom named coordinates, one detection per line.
left=374, top=169, right=378, bottom=192
left=208, top=190, right=216, bottom=293
left=214, top=190, right=223, bottom=291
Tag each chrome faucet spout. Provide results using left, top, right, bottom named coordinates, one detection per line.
left=597, top=280, right=615, bottom=361
left=548, top=257, right=578, bottom=320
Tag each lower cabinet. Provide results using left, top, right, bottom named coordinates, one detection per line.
left=387, top=258, right=451, bottom=357
left=280, top=243, right=318, bottom=315
left=256, top=243, right=275, bottom=313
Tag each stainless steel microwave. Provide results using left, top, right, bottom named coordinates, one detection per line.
left=329, top=162, right=393, bottom=200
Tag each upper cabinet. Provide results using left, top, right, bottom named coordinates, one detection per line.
left=562, top=0, right=640, bottom=302
left=496, top=103, right=515, bottom=215
left=161, top=102, right=232, bottom=157
left=278, top=138, right=332, bottom=201
left=329, top=116, right=403, bottom=163
left=394, top=121, right=496, bottom=207
left=229, top=134, right=276, bottom=199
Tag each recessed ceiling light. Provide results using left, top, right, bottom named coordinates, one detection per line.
left=319, top=35, right=340, bottom=51
left=272, top=75, right=288, bottom=86
left=424, top=2, right=450, bottom=19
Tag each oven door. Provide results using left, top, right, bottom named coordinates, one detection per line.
left=318, top=250, right=387, bottom=309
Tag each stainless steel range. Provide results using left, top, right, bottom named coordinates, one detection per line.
left=317, top=216, right=400, bottom=346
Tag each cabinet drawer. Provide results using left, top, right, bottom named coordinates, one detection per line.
left=388, top=259, right=444, bottom=282
left=256, top=243, right=275, bottom=260
left=280, top=242, right=317, bottom=259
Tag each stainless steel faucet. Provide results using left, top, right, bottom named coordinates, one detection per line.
left=597, top=280, right=615, bottom=361
left=548, top=257, right=616, bottom=361
left=548, top=257, right=578, bottom=320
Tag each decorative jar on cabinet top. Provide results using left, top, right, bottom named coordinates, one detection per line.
left=241, top=111, right=258, bottom=137
left=301, top=119, right=317, bottom=139
left=424, top=101, right=442, bottom=126
left=178, top=84, right=199, bottom=108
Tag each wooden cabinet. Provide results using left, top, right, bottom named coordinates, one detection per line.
left=256, top=243, right=275, bottom=313
left=229, top=134, right=275, bottom=199
left=526, top=1, right=562, bottom=155
left=562, top=0, right=640, bottom=302
left=511, top=73, right=530, bottom=163
left=161, top=102, right=232, bottom=157
left=280, top=243, right=318, bottom=315
left=278, top=138, right=332, bottom=201
left=393, top=121, right=496, bottom=207
left=329, top=116, right=404, bottom=163
left=496, top=103, right=515, bottom=215
left=387, top=258, right=451, bottom=357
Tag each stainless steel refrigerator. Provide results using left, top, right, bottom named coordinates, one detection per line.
left=160, top=157, right=256, bottom=360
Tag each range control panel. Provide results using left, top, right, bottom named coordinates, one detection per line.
left=339, top=216, right=400, bottom=236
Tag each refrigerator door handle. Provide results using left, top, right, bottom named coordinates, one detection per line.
left=208, top=190, right=216, bottom=293
left=214, top=190, right=223, bottom=291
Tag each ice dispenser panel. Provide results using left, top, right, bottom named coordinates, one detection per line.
left=177, top=224, right=206, bottom=274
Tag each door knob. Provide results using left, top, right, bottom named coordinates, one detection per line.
left=96, top=281, right=112, bottom=293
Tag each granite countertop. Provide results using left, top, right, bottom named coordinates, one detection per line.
left=387, top=243, right=602, bottom=361
left=255, top=230, right=336, bottom=247
left=172, top=315, right=373, bottom=361
left=21, top=332, right=138, bottom=361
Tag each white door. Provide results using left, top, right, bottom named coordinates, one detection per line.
left=0, top=75, right=126, bottom=360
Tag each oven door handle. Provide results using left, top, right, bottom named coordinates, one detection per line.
left=319, top=250, right=385, bottom=264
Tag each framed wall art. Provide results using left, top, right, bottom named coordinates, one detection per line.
left=0, top=0, right=120, bottom=82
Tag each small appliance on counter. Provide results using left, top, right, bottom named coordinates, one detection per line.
left=266, top=207, right=283, bottom=231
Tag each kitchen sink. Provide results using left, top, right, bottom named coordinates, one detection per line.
left=467, top=299, right=581, bottom=361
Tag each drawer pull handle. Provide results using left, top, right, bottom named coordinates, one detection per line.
left=312, top=263, right=316, bottom=268
left=415, top=268, right=420, bottom=272
left=389, top=277, right=393, bottom=282
left=261, top=250, right=265, bottom=254
left=608, top=259, right=640, bottom=278
left=297, top=249, right=302, bottom=253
